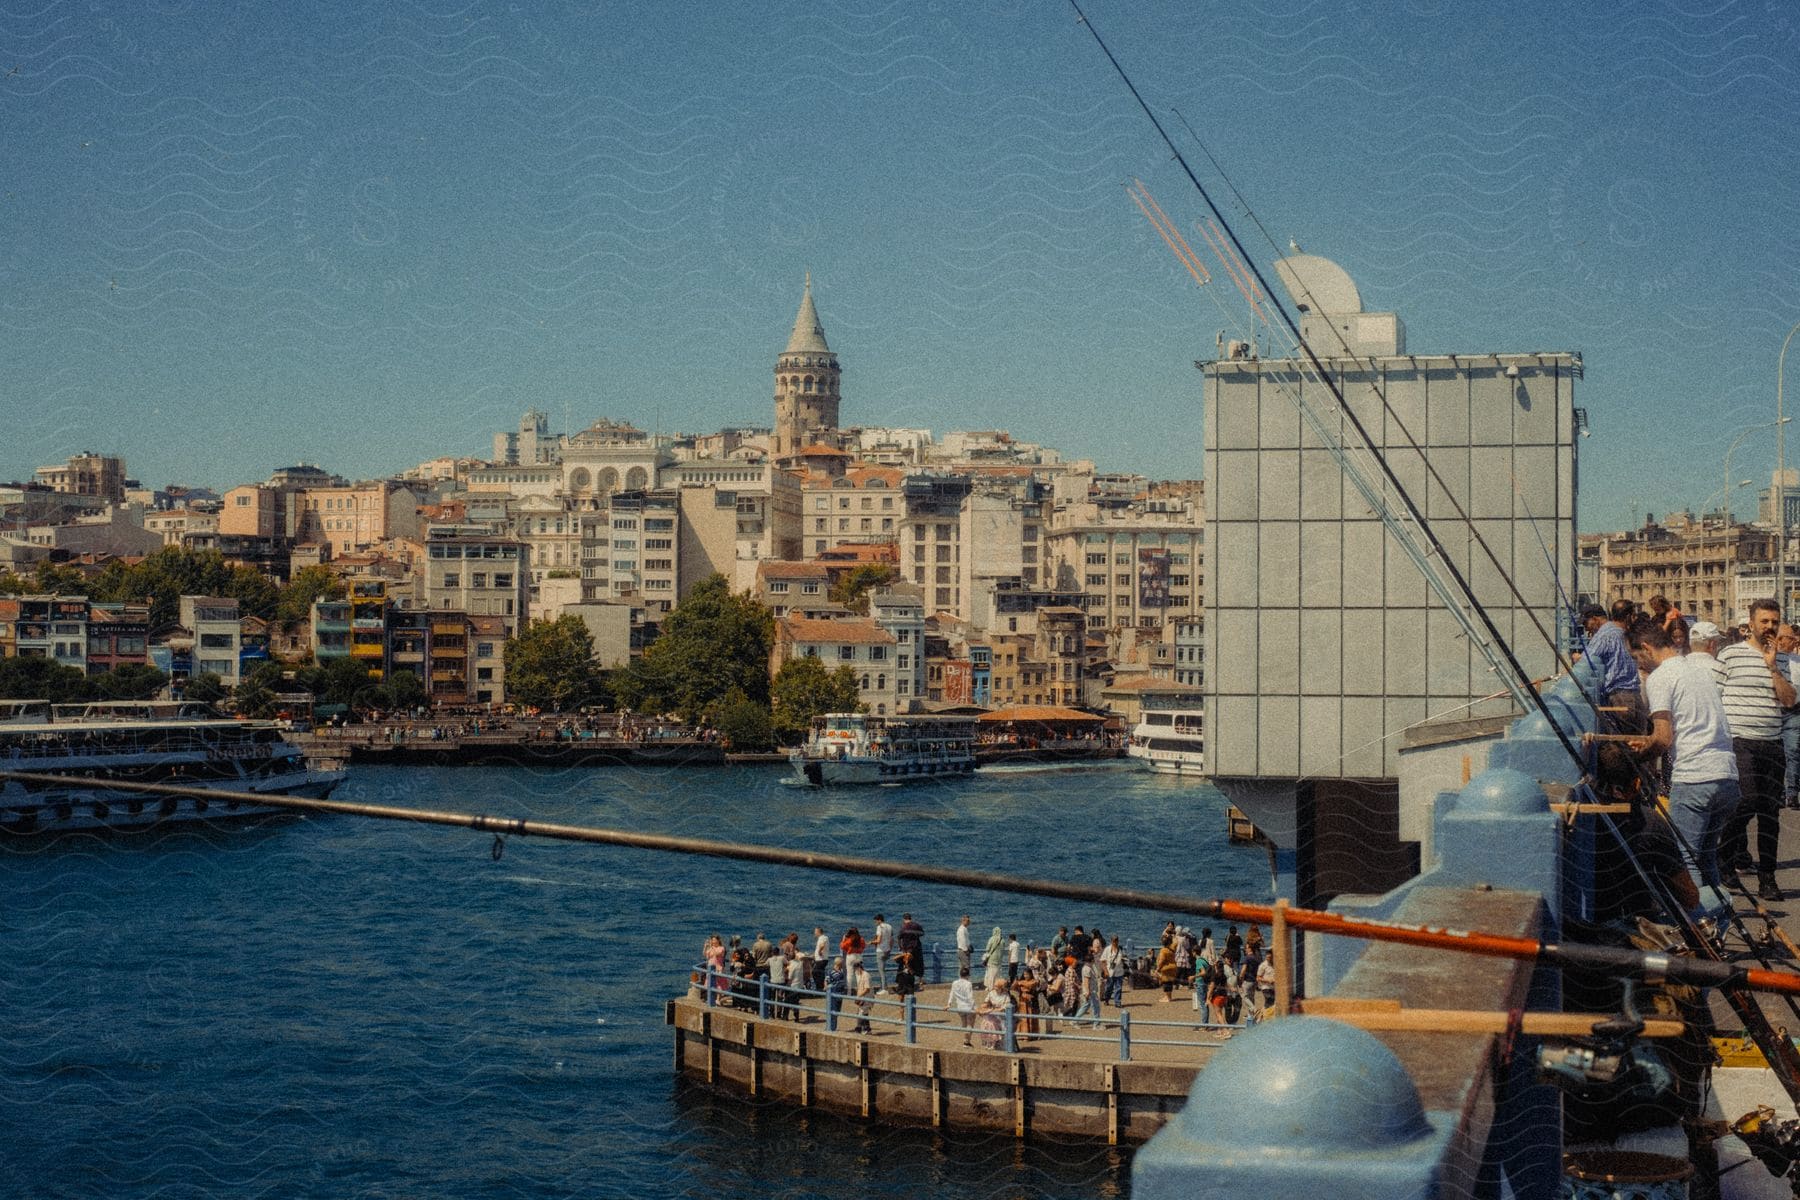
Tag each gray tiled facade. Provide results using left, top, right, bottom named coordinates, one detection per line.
left=1203, top=354, right=1579, bottom=781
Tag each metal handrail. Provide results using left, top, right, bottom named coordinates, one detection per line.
left=687, top=962, right=1254, bottom=1060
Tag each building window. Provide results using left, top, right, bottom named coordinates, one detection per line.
left=838, top=645, right=856, bottom=661
left=444, top=573, right=460, bottom=587
left=869, top=646, right=885, bottom=661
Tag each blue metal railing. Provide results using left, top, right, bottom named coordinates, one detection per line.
left=688, top=961, right=1252, bottom=1060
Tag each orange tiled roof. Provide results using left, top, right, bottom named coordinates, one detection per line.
left=979, top=705, right=1102, bottom=723
left=780, top=616, right=895, bottom=646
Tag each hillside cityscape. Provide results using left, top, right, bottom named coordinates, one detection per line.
left=0, top=278, right=1207, bottom=730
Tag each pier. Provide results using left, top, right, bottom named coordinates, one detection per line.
left=667, top=976, right=1232, bottom=1144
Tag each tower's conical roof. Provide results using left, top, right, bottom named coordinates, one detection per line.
left=784, top=272, right=832, bottom=355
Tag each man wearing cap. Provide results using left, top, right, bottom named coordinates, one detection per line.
left=1685, top=620, right=1724, bottom=680
left=1582, top=600, right=1645, bottom=733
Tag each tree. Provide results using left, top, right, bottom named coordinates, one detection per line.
left=504, top=614, right=600, bottom=712
left=88, top=546, right=278, bottom=626
left=714, top=689, right=774, bottom=752
left=275, top=565, right=345, bottom=631
left=829, top=564, right=898, bottom=615
left=769, top=655, right=863, bottom=741
left=90, top=664, right=168, bottom=700
left=384, top=668, right=426, bottom=711
left=0, top=561, right=90, bottom=597
left=0, top=656, right=92, bottom=702
left=182, top=672, right=227, bottom=704
left=612, top=575, right=773, bottom=721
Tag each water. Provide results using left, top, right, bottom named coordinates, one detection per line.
left=1, top=762, right=1269, bottom=1198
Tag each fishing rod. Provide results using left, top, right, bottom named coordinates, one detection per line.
left=10, top=769, right=1800, bottom=1001
left=1068, top=0, right=1590, bottom=776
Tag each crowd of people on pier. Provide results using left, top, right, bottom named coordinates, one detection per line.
left=1581, top=594, right=1800, bottom=914
left=694, top=911, right=1278, bottom=1045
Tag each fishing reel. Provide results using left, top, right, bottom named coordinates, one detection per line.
left=1536, top=983, right=1677, bottom=1107
left=1732, top=1106, right=1800, bottom=1188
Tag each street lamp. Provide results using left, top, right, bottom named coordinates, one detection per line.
left=1724, top=417, right=1792, bottom=524
left=1703, top=479, right=1753, bottom=520
left=1778, top=320, right=1800, bottom=616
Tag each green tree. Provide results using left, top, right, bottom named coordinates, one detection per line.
left=84, top=546, right=279, bottom=626
left=505, top=614, right=600, bottom=712
left=182, top=672, right=227, bottom=704
left=90, top=664, right=168, bottom=700
left=612, top=575, right=773, bottom=721
left=275, top=565, right=345, bottom=631
left=828, top=564, right=898, bottom=615
left=714, top=689, right=774, bottom=752
left=384, top=668, right=426, bottom=711
left=0, top=656, right=92, bottom=702
left=770, top=655, right=863, bottom=741
left=0, top=561, right=90, bottom=596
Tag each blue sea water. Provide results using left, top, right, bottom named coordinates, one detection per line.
left=1, top=762, right=1270, bottom=1198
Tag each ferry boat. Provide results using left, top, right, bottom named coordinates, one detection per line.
left=0, top=701, right=348, bottom=835
left=787, top=712, right=978, bottom=786
left=1125, top=692, right=1205, bottom=775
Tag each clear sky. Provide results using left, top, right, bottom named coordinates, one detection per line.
left=5, top=1, right=1798, bottom=533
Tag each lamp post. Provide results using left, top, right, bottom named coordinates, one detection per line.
left=1778, top=320, right=1800, bottom=617
left=1724, top=418, right=1792, bottom=523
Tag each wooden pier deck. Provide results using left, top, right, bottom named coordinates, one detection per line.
left=667, top=978, right=1229, bottom=1144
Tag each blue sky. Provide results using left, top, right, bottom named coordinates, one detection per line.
left=5, top=1, right=1798, bottom=533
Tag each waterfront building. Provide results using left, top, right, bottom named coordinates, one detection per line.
left=82, top=604, right=149, bottom=680
left=869, top=586, right=927, bottom=708
left=895, top=474, right=1054, bottom=623
left=557, top=600, right=636, bottom=669
left=468, top=614, right=506, bottom=706
left=33, top=452, right=126, bottom=504
left=348, top=580, right=388, bottom=678
left=6, top=595, right=89, bottom=670
left=771, top=274, right=842, bottom=460
left=179, top=596, right=242, bottom=688
left=1595, top=512, right=1773, bottom=624
left=1044, top=477, right=1205, bottom=635
left=512, top=494, right=582, bottom=587
left=670, top=470, right=804, bottom=595
left=310, top=598, right=351, bottom=664
left=1171, top=614, right=1203, bottom=689
left=421, top=528, right=528, bottom=635
left=772, top=615, right=900, bottom=715
left=1203, top=253, right=1580, bottom=948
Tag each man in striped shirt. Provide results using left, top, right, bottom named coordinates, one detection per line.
left=1716, top=599, right=1797, bottom=900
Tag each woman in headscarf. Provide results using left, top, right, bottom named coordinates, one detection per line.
left=982, top=925, right=1005, bottom=989
left=1155, top=934, right=1178, bottom=1003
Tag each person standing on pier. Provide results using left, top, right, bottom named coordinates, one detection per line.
left=1006, top=933, right=1021, bottom=984
left=812, top=927, right=830, bottom=990
left=898, top=913, right=924, bottom=979
left=982, top=925, right=1004, bottom=988
left=956, top=915, right=972, bottom=975
left=840, top=926, right=866, bottom=977
left=1715, top=600, right=1795, bottom=900
left=750, top=931, right=772, bottom=982
left=1627, top=616, right=1742, bottom=915
left=1583, top=601, right=1647, bottom=733
left=947, top=967, right=977, bottom=1046
left=872, top=913, right=893, bottom=994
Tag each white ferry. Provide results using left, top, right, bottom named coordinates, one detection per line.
left=0, top=701, right=348, bottom=835
left=1126, top=692, right=1205, bottom=775
left=788, top=713, right=978, bottom=786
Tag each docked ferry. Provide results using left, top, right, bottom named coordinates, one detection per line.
left=0, top=701, right=347, bottom=835
left=787, top=713, right=978, bottom=786
left=1125, top=692, right=1205, bottom=775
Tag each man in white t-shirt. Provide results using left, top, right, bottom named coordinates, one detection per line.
left=872, top=914, right=893, bottom=994
left=946, top=968, right=977, bottom=1045
left=956, top=915, right=972, bottom=974
left=1629, top=616, right=1741, bottom=918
